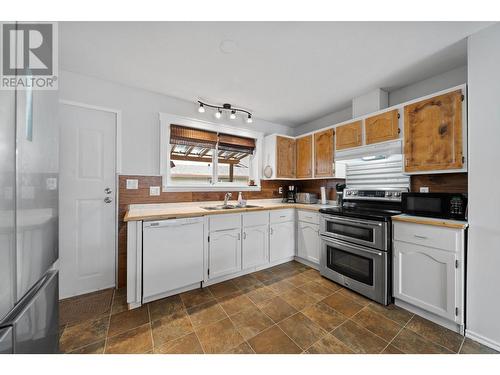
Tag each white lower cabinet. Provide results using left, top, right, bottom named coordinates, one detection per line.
left=242, top=224, right=269, bottom=269
left=208, top=228, right=242, bottom=279
left=394, top=241, right=457, bottom=321
left=297, top=221, right=320, bottom=264
left=270, top=220, right=295, bottom=262
left=393, top=220, right=465, bottom=329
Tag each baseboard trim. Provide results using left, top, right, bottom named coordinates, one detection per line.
left=202, top=257, right=295, bottom=287
left=142, top=282, right=202, bottom=304
left=395, top=299, right=464, bottom=334
left=465, top=329, right=500, bottom=352
left=294, top=256, right=319, bottom=270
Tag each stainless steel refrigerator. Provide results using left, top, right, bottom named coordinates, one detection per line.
left=0, top=38, right=59, bottom=352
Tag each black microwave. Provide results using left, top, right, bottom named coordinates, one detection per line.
left=402, top=192, right=468, bottom=220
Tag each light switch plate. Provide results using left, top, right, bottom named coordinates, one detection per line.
left=126, top=179, right=138, bottom=189
left=420, top=186, right=430, bottom=193
left=150, top=186, right=161, bottom=196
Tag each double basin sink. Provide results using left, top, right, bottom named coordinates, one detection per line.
left=201, top=204, right=262, bottom=211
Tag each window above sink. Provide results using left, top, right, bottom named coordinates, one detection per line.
left=159, top=113, right=264, bottom=192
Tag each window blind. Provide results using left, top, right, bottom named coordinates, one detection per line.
left=170, top=124, right=218, bottom=148
left=218, top=133, right=256, bottom=154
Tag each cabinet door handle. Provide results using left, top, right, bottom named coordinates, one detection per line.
left=243, top=232, right=247, bottom=239
left=237, top=233, right=241, bottom=240
left=270, top=228, right=274, bottom=235
left=414, top=234, right=428, bottom=239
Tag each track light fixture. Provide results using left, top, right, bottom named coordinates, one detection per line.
left=197, top=100, right=253, bottom=123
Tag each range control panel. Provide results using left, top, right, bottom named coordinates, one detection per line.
left=343, top=188, right=409, bottom=202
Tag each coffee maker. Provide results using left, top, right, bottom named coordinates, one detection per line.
left=282, top=185, right=297, bottom=203
left=335, top=183, right=346, bottom=206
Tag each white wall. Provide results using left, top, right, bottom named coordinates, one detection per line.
left=388, top=65, right=467, bottom=106
left=466, top=23, right=500, bottom=350
left=293, top=107, right=352, bottom=136
left=59, top=70, right=293, bottom=175
left=294, top=65, right=467, bottom=136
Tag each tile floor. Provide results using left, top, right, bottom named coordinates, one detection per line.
left=59, top=261, right=498, bottom=354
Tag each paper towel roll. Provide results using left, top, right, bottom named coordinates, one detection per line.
left=320, top=186, right=327, bottom=204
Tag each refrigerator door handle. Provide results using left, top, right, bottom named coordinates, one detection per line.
left=0, top=327, right=13, bottom=354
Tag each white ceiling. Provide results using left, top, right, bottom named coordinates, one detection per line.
left=59, top=22, right=491, bottom=126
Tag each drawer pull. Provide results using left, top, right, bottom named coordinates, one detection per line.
left=414, top=235, right=428, bottom=239
left=279, top=215, right=287, bottom=218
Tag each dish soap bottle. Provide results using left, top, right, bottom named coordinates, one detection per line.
left=238, top=192, right=244, bottom=206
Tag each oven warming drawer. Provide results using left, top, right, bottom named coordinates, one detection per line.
left=319, top=236, right=390, bottom=305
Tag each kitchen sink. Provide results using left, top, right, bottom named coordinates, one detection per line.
left=201, top=204, right=262, bottom=211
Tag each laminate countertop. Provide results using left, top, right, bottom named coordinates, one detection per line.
left=392, top=214, right=468, bottom=229
left=124, top=199, right=337, bottom=222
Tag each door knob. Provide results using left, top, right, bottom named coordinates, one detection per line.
left=104, top=187, right=112, bottom=194
left=104, top=197, right=113, bottom=203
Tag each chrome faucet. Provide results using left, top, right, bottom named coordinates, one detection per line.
left=223, top=192, right=232, bottom=207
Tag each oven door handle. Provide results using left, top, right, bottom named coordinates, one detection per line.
left=321, top=236, right=383, bottom=257
left=323, top=215, right=383, bottom=228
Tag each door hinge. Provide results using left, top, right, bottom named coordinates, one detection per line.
left=208, top=235, right=210, bottom=243
left=207, top=268, right=210, bottom=276
left=461, top=94, right=465, bottom=102
left=455, top=307, right=459, bottom=316
left=462, top=156, right=465, bottom=163
left=455, top=260, right=459, bottom=268
left=397, top=113, right=401, bottom=119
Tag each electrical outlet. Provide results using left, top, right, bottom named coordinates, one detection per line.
left=420, top=186, right=430, bottom=193
left=126, top=179, right=138, bottom=189
left=149, top=186, right=161, bottom=196
left=46, top=177, right=57, bottom=190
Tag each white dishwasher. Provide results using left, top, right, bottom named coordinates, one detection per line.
left=142, top=217, right=204, bottom=302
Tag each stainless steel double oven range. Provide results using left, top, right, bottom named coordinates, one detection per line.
left=319, top=188, right=408, bottom=305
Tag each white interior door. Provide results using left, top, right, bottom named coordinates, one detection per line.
left=59, top=103, right=116, bottom=299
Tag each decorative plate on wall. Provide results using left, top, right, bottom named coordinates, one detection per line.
left=263, top=165, right=273, bottom=178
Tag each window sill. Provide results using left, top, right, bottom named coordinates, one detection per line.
left=162, top=185, right=261, bottom=193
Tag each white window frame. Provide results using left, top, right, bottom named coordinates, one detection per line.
left=159, top=112, right=263, bottom=192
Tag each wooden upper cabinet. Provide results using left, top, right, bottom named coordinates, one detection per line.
left=295, top=135, right=312, bottom=178
left=404, top=90, right=463, bottom=172
left=276, top=136, right=296, bottom=178
left=314, top=129, right=334, bottom=177
left=365, top=109, right=400, bottom=145
left=336, top=121, right=362, bottom=150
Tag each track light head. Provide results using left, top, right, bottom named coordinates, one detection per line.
left=230, top=110, right=236, bottom=120
left=246, top=114, right=253, bottom=123
left=214, top=109, right=222, bottom=119
left=198, top=103, right=205, bottom=113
